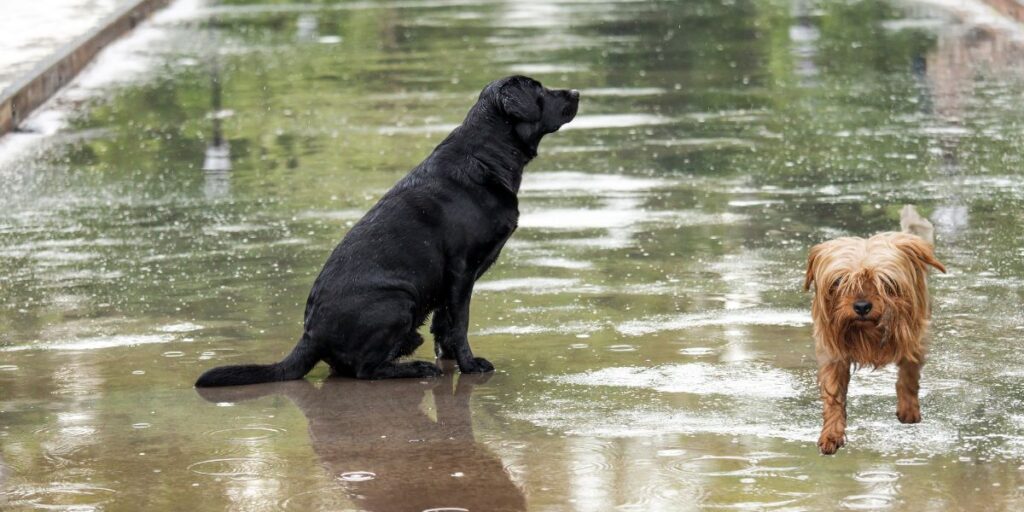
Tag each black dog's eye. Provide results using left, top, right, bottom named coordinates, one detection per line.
left=536, top=97, right=544, bottom=109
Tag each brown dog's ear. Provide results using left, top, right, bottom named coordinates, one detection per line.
left=499, top=77, right=541, bottom=123
left=804, top=243, right=823, bottom=291
left=893, top=234, right=947, bottom=273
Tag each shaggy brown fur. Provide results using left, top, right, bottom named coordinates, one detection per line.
left=804, top=206, right=946, bottom=455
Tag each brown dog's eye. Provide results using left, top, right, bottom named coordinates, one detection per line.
left=831, top=277, right=842, bottom=291
left=882, top=280, right=898, bottom=295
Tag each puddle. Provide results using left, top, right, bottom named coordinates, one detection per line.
left=205, top=426, right=287, bottom=442
left=1, top=334, right=176, bottom=352
left=475, top=277, right=582, bottom=292
left=520, top=172, right=668, bottom=194
left=0, top=484, right=117, bottom=510
left=617, top=309, right=811, bottom=336
left=554, top=363, right=803, bottom=398
left=0, top=0, right=1022, bottom=509
left=561, top=114, right=675, bottom=130
left=187, top=457, right=282, bottom=480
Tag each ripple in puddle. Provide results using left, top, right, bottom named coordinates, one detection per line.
left=894, top=458, right=929, bottom=466
left=0, top=364, right=18, bottom=371
left=668, top=453, right=804, bottom=478
left=854, top=470, right=900, bottom=483
left=669, top=455, right=749, bottom=477
left=841, top=494, right=895, bottom=509
left=570, top=457, right=613, bottom=475
left=187, top=457, right=279, bottom=479
left=498, top=440, right=528, bottom=451
left=338, top=471, right=376, bottom=482
left=158, top=322, right=203, bottom=333
left=205, top=425, right=286, bottom=442
left=32, top=425, right=96, bottom=438
left=279, top=486, right=349, bottom=510
left=678, top=347, right=714, bottom=356
left=1, top=483, right=116, bottom=509
left=657, top=448, right=687, bottom=457
left=568, top=439, right=617, bottom=476
left=607, top=344, right=637, bottom=352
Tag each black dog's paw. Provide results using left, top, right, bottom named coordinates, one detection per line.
left=460, top=357, right=495, bottom=374
left=408, top=361, right=443, bottom=377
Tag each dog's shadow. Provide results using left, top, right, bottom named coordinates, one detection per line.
left=196, top=366, right=526, bottom=512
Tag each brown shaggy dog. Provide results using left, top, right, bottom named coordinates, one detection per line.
left=804, top=206, right=946, bottom=455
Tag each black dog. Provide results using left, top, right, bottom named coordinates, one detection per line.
left=196, top=76, right=578, bottom=386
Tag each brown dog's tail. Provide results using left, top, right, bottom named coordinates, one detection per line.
left=900, top=205, right=934, bottom=245
left=195, top=334, right=320, bottom=387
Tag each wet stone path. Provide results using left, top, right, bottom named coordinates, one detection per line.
left=1, top=0, right=1024, bottom=510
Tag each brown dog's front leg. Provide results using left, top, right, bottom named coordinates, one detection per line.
left=896, top=359, right=922, bottom=423
left=818, top=360, right=851, bottom=455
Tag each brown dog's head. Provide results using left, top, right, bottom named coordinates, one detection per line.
left=804, top=232, right=945, bottom=364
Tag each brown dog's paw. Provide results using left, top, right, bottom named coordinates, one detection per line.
left=897, top=407, right=921, bottom=424
left=818, top=432, right=846, bottom=455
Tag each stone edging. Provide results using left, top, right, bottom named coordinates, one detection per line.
left=0, top=0, right=170, bottom=136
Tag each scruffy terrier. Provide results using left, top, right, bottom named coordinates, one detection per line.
left=804, top=206, right=946, bottom=455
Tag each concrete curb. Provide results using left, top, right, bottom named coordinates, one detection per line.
left=0, top=0, right=170, bottom=136
left=983, top=0, right=1024, bottom=22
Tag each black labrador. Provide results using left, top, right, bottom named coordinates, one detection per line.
left=196, top=76, right=578, bottom=386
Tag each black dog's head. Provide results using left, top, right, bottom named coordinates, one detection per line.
left=481, top=75, right=579, bottom=145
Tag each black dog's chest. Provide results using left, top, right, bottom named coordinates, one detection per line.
left=467, top=208, right=515, bottom=255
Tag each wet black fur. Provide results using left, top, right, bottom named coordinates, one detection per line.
left=195, top=76, right=579, bottom=387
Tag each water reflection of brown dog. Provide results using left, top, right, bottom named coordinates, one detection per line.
left=196, top=367, right=525, bottom=512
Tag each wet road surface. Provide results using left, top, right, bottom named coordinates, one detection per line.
left=2, top=0, right=1024, bottom=510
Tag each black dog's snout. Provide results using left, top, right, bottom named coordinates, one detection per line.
left=853, top=300, right=872, bottom=316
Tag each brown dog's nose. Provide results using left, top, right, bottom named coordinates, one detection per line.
left=853, top=300, right=872, bottom=316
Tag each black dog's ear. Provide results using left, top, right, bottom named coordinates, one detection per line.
left=499, top=78, right=541, bottom=122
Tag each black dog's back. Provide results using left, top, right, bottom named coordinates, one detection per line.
left=195, top=76, right=578, bottom=387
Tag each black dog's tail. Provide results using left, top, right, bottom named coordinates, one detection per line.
left=195, top=335, right=320, bottom=387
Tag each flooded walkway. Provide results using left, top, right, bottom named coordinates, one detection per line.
left=2, top=0, right=1024, bottom=510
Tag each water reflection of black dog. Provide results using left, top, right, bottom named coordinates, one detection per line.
left=196, top=370, right=526, bottom=512
left=196, top=76, right=579, bottom=386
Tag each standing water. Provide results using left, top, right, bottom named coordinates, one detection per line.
left=2, top=0, right=1024, bottom=510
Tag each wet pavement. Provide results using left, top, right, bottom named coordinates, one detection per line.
left=2, top=0, right=1024, bottom=510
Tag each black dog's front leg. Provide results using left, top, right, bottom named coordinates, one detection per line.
left=430, top=312, right=454, bottom=360
left=432, top=269, right=494, bottom=374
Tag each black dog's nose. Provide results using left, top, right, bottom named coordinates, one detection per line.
left=853, top=300, right=872, bottom=316
left=568, top=89, right=579, bottom=100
